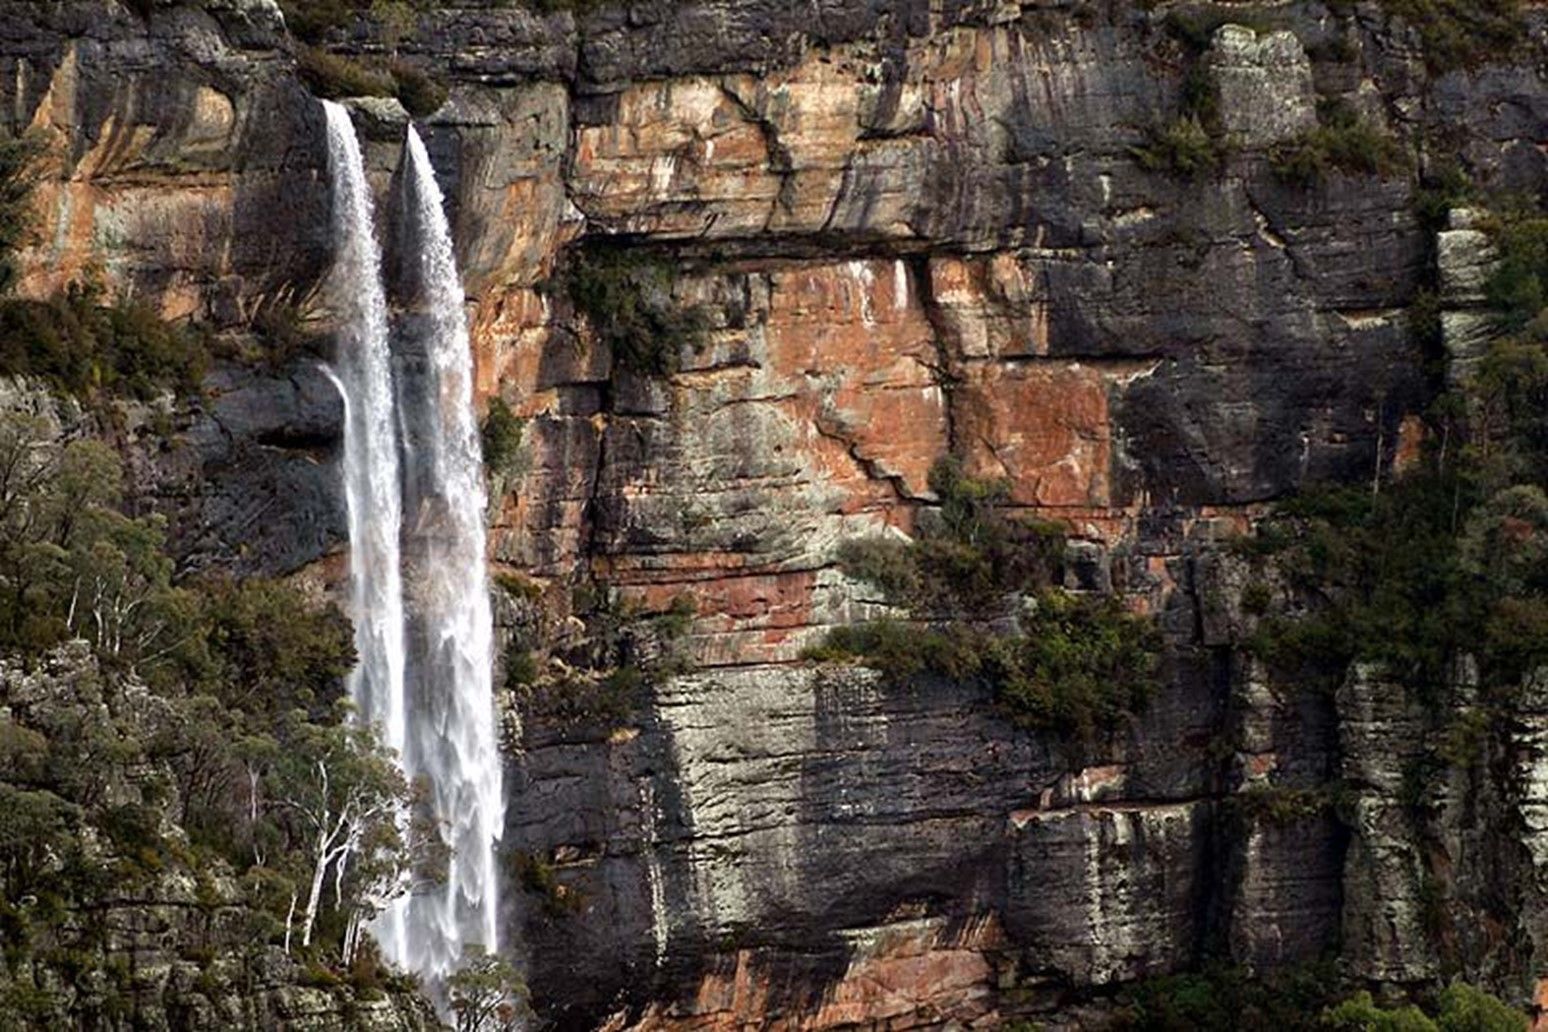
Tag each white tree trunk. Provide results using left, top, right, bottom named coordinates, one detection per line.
left=283, top=890, right=297, bottom=954
left=300, top=827, right=332, bottom=948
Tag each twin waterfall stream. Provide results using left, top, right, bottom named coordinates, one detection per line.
left=321, top=100, right=503, bottom=991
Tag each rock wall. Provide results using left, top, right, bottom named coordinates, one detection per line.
left=6, top=0, right=1548, bottom=1027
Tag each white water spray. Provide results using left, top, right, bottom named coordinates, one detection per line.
left=323, top=102, right=503, bottom=989
left=389, top=125, right=503, bottom=981
left=320, top=99, right=411, bottom=961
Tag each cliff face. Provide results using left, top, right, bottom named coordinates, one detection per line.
left=6, top=0, right=1548, bottom=1027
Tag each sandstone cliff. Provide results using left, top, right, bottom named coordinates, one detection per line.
left=3, top=0, right=1548, bottom=1027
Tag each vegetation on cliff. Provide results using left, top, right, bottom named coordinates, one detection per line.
left=560, top=244, right=708, bottom=377
left=502, top=584, right=694, bottom=732
left=0, top=132, right=43, bottom=297
left=1131, top=20, right=1228, bottom=179
left=0, top=412, right=433, bottom=1021
left=1115, top=965, right=1525, bottom=1031
left=0, top=130, right=210, bottom=402
left=1271, top=100, right=1407, bottom=185
left=480, top=396, right=526, bottom=479
left=1370, top=0, right=1523, bottom=72
left=1244, top=202, right=1548, bottom=698
left=808, top=458, right=1160, bottom=739
left=0, top=285, right=210, bottom=401
left=296, top=46, right=448, bottom=118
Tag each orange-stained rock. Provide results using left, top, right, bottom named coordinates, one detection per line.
left=954, top=361, right=1118, bottom=509
left=486, top=258, right=949, bottom=632
left=761, top=258, right=946, bottom=499
left=470, top=287, right=554, bottom=407
left=570, top=54, right=917, bottom=239
left=611, top=916, right=1005, bottom=1031
left=929, top=254, right=1048, bottom=359
left=1392, top=413, right=1426, bottom=475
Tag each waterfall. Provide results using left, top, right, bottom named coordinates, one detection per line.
left=320, top=99, right=411, bottom=963
left=388, top=124, right=503, bottom=980
left=322, top=101, right=502, bottom=989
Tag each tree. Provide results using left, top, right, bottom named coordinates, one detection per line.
left=447, top=946, right=527, bottom=1032
left=1435, top=982, right=1530, bottom=1031
left=62, top=506, right=185, bottom=665
left=192, top=576, right=355, bottom=714
left=262, top=710, right=410, bottom=955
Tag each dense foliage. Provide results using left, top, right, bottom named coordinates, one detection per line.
left=0, top=413, right=428, bottom=1018
left=1324, top=984, right=1527, bottom=1031
left=280, top=0, right=421, bottom=44
left=505, top=587, right=694, bottom=731
left=0, top=285, right=210, bottom=400
left=480, top=396, right=526, bottom=478
left=1132, top=115, right=1221, bottom=178
left=1114, top=966, right=1525, bottom=1031
left=1370, top=0, right=1523, bottom=72
left=296, top=47, right=448, bottom=118
left=448, top=946, right=528, bottom=1031
left=807, top=458, right=1160, bottom=738
left=561, top=245, right=707, bottom=377
left=1244, top=203, right=1548, bottom=698
left=1271, top=100, right=1407, bottom=185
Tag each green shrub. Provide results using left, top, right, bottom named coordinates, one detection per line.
left=1483, top=210, right=1548, bottom=331
left=1234, top=784, right=1334, bottom=825
left=388, top=59, right=447, bottom=118
left=1117, top=962, right=1341, bottom=1031
left=248, top=301, right=326, bottom=371
left=562, top=245, right=707, bottom=377
left=839, top=457, right=1063, bottom=616
left=296, top=46, right=395, bottom=100
left=512, top=849, right=582, bottom=914
left=280, top=0, right=361, bottom=43
left=1241, top=582, right=1273, bottom=614
left=1413, top=163, right=1474, bottom=231
left=1376, top=0, right=1523, bottom=72
left=480, top=397, right=525, bottom=478
left=813, top=457, right=1158, bottom=738
left=504, top=648, right=538, bottom=688
left=513, top=589, right=697, bottom=728
left=991, top=592, right=1160, bottom=736
left=493, top=571, right=543, bottom=602
left=835, top=536, right=917, bottom=601
left=1242, top=475, right=1468, bottom=691
left=1132, top=115, right=1222, bottom=178
left=650, top=593, right=696, bottom=640
left=516, top=664, right=646, bottom=727
left=1323, top=991, right=1437, bottom=1031
left=801, top=618, right=985, bottom=683
left=0, top=286, right=209, bottom=399
left=1320, top=983, right=1528, bottom=1031
left=1435, top=983, right=1530, bottom=1031
left=1271, top=102, right=1406, bottom=185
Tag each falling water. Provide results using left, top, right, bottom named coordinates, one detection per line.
left=320, top=99, right=410, bottom=962
left=389, top=124, right=503, bottom=982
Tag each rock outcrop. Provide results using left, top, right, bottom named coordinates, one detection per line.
left=4, top=0, right=1548, bottom=1028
